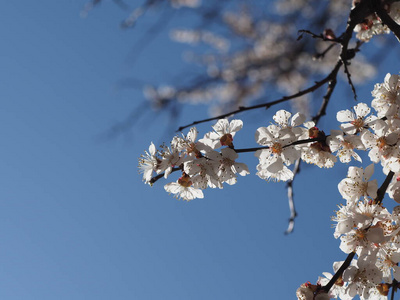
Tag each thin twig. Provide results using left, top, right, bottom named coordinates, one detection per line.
left=313, top=43, right=337, bottom=60
left=312, top=76, right=338, bottom=125
left=178, top=62, right=343, bottom=131
left=149, top=167, right=180, bottom=185
left=235, top=137, right=324, bottom=154
left=298, top=29, right=341, bottom=43
left=342, top=60, right=358, bottom=101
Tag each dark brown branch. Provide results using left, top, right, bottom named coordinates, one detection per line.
left=373, top=0, right=400, bottom=42
left=339, top=1, right=371, bottom=62
left=234, top=137, right=324, bottom=154
left=342, top=60, right=358, bottom=101
left=375, top=171, right=395, bottom=205
left=312, top=76, right=338, bottom=125
left=337, top=1, right=372, bottom=101
left=298, top=29, right=341, bottom=43
left=313, top=43, right=337, bottom=60
left=234, top=146, right=269, bottom=153
left=149, top=167, right=180, bottom=185
left=178, top=62, right=343, bottom=132
left=322, top=252, right=356, bottom=292
left=391, top=279, right=397, bottom=300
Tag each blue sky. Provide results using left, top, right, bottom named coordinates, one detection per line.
left=1, top=1, right=400, bottom=299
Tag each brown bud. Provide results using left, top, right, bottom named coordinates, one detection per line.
left=323, top=29, right=336, bottom=40
left=178, top=173, right=192, bottom=188
left=376, top=283, right=390, bottom=296
left=220, top=133, right=234, bottom=147
left=308, top=127, right=319, bottom=139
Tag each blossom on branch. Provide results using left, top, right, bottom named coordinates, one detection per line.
left=164, top=173, right=204, bottom=201
left=200, top=119, right=243, bottom=149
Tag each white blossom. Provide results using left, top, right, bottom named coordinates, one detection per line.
left=138, top=142, right=159, bottom=184
left=200, top=119, right=243, bottom=149
left=371, top=73, right=400, bottom=118
left=336, top=102, right=376, bottom=134
left=164, top=174, right=204, bottom=201
left=338, top=165, right=378, bottom=203
left=328, top=130, right=364, bottom=163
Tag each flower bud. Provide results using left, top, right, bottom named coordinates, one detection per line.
left=323, top=29, right=336, bottom=40
left=376, top=283, right=390, bottom=296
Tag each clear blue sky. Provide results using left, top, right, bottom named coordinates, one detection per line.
left=1, top=1, right=399, bottom=299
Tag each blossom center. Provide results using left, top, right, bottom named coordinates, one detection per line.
left=220, top=133, right=233, bottom=147
left=377, top=137, right=387, bottom=149
left=350, top=118, right=364, bottom=130
left=341, top=140, right=354, bottom=150
left=187, top=143, right=202, bottom=158
left=377, top=283, right=390, bottom=296
left=382, top=90, right=397, bottom=103
left=178, top=174, right=192, bottom=187
left=271, top=142, right=283, bottom=154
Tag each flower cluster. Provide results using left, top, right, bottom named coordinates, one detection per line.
left=298, top=166, right=399, bottom=299
left=141, top=73, right=400, bottom=203
left=296, top=163, right=400, bottom=299
left=139, top=119, right=249, bottom=200
left=142, top=73, right=400, bottom=297
left=354, top=1, right=400, bottom=41
left=140, top=109, right=338, bottom=200
left=255, top=110, right=336, bottom=181
left=293, top=73, right=400, bottom=299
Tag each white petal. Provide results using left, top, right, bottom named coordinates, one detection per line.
left=364, top=164, right=374, bottom=181
left=212, top=119, right=229, bottom=135
left=228, top=119, right=243, bottom=134
left=354, top=102, right=370, bottom=118
left=233, top=162, right=250, bottom=176
left=255, top=127, right=273, bottom=145
left=221, top=147, right=238, bottom=160
left=187, top=127, right=198, bottom=142
left=367, top=180, right=378, bottom=199
left=337, top=109, right=354, bottom=122
left=164, top=182, right=181, bottom=194
left=266, top=157, right=284, bottom=173
left=273, top=110, right=291, bottom=125
left=149, top=142, right=156, bottom=155
left=290, top=112, right=305, bottom=127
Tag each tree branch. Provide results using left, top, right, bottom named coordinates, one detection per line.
left=322, top=252, right=356, bottom=292
left=373, top=0, right=400, bottom=42
left=391, top=279, right=397, bottom=300
left=178, top=62, right=343, bottom=131
left=149, top=167, right=180, bottom=185
left=234, top=137, right=324, bottom=154
left=312, top=71, right=338, bottom=125
left=375, top=171, right=395, bottom=205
